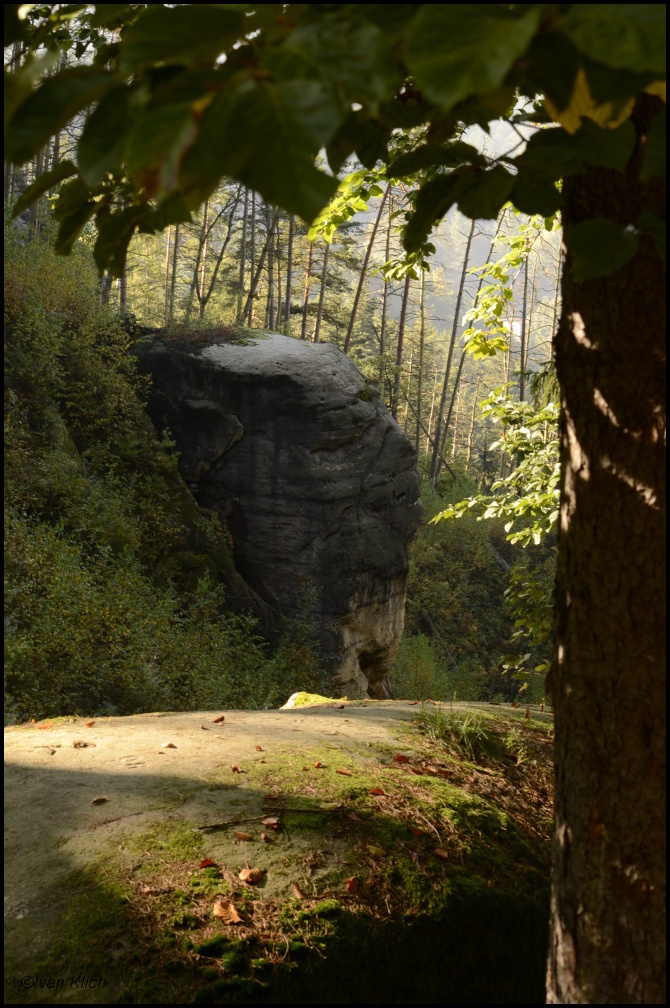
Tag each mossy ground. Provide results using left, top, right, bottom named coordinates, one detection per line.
left=6, top=702, right=553, bottom=1004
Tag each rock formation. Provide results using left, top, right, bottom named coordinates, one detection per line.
left=136, top=331, right=423, bottom=698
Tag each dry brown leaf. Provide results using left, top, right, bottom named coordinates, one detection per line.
left=264, top=793, right=279, bottom=800
left=238, top=867, right=264, bottom=884
left=200, top=724, right=209, bottom=730
left=335, top=768, right=352, bottom=776
left=233, top=831, right=253, bottom=841
left=199, top=859, right=216, bottom=868
left=230, top=764, right=242, bottom=773
left=211, top=715, right=225, bottom=724
left=433, top=848, right=449, bottom=861
left=72, top=740, right=95, bottom=748
left=408, top=826, right=424, bottom=836
left=314, top=761, right=324, bottom=768
left=345, top=877, right=358, bottom=893
left=408, top=850, right=419, bottom=863
left=346, top=811, right=363, bottom=822
left=393, top=754, right=410, bottom=763
left=408, top=700, right=420, bottom=705
left=29, top=718, right=36, bottom=724
left=257, top=758, right=265, bottom=763
left=369, top=788, right=386, bottom=796
left=85, top=721, right=95, bottom=728
left=302, top=766, right=308, bottom=771
left=260, top=833, right=268, bottom=842
left=90, top=796, right=108, bottom=805
left=38, top=724, right=52, bottom=730
left=409, top=767, right=424, bottom=775
left=255, top=745, right=263, bottom=751
left=161, top=742, right=177, bottom=748
left=261, top=816, right=279, bottom=829
left=292, top=882, right=305, bottom=900
left=213, top=900, right=242, bottom=924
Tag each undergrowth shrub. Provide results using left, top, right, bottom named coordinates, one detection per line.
left=4, top=226, right=327, bottom=721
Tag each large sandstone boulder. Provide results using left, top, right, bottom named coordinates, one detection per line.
left=136, top=331, right=423, bottom=698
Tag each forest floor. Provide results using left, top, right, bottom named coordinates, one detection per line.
left=5, top=699, right=555, bottom=1005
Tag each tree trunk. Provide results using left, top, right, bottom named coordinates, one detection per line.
left=391, top=274, right=411, bottom=421
left=237, top=189, right=248, bottom=323
left=266, top=209, right=275, bottom=329
left=314, top=241, right=329, bottom=343
left=519, top=254, right=529, bottom=401
left=284, top=215, right=294, bottom=333
left=241, top=208, right=278, bottom=323
left=450, top=379, right=462, bottom=459
left=274, top=222, right=283, bottom=329
left=380, top=191, right=393, bottom=384
left=120, top=264, right=127, bottom=312
left=168, top=223, right=180, bottom=323
left=301, top=241, right=313, bottom=340
left=465, top=374, right=481, bottom=472
left=247, top=192, right=256, bottom=325
left=198, top=200, right=209, bottom=319
left=415, top=269, right=425, bottom=453
left=550, top=246, right=562, bottom=365
left=546, top=95, right=665, bottom=1004
left=343, top=183, right=390, bottom=354
left=163, top=224, right=172, bottom=326
left=430, top=216, right=476, bottom=487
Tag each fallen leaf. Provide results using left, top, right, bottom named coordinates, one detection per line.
left=85, top=721, right=95, bottom=727
left=199, top=859, right=216, bottom=869
left=292, top=883, right=305, bottom=900
left=257, top=758, right=265, bottom=763
left=421, top=765, right=440, bottom=776
left=433, top=848, right=449, bottom=861
left=29, top=718, right=36, bottom=723
left=211, top=715, right=225, bottom=724
left=336, top=704, right=345, bottom=709
left=162, top=742, right=177, bottom=748
left=239, top=867, right=264, bottom=884
left=200, top=724, right=209, bottom=730
left=72, top=740, right=95, bottom=748
left=302, top=766, right=308, bottom=771
left=510, top=702, right=518, bottom=708
left=264, top=794, right=279, bottom=800
left=261, top=816, right=280, bottom=829
left=233, top=831, right=253, bottom=841
left=346, top=811, right=363, bottom=822
left=369, top=788, right=386, bottom=796
left=525, top=706, right=530, bottom=719
left=90, top=796, right=108, bottom=805
left=260, top=833, right=268, bottom=842
left=38, top=724, right=52, bottom=730
left=230, top=764, right=242, bottom=773
left=409, top=767, right=424, bottom=775
left=367, top=844, right=386, bottom=857
left=393, top=754, right=410, bottom=763
left=213, top=900, right=242, bottom=924
left=335, top=768, right=352, bottom=776
left=408, top=700, right=420, bottom=705
left=255, top=745, right=263, bottom=751
left=318, top=802, right=342, bottom=810
left=345, top=877, right=358, bottom=893
left=314, top=761, right=324, bottom=768
left=408, top=826, right=424, bottom=836
left=408, top=850, right=420, bottom=863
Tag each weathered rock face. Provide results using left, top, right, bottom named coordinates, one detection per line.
left=137, top=332, right=423, bottom=698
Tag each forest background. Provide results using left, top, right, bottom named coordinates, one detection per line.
left=5, top=76, right=561, bottom=723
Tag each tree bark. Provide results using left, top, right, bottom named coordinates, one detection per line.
left=241, top=208, right=278, bottom=323
left=300, top=241, right=313, bottom=340
left=284, top=215, right=294, bottom=333
left=163, top=224, right=172, bottom=326
left=546, top=95, right=665, bottom=1004
left=236, top=189, right=248, bottom=323
left=313, top=241, right=329, bottom=343
left=247, top=192, right=256, bottom=325
left=391, top=274, right=411, bottom=421
left=343, top=183, right=390, bottom=354
left=168, top=222, right=180, bottom=323
left=519, top=253, right=529, bottom=401
left=430, top=216, right=476, bottom=487
left=415, top=269, right=425, bottom=453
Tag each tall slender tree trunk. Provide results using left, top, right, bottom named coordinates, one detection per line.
left=100, top=271, right=112, bottom=306
left=266, top=209, right=275, bottom=329
left=546, top=95, right=665, bottom=1004
left=343, top=183, right=390, bottom=354
left=274, top=223, right=283, bottom=329
left=415, top=269, right=426, bottom=453
left=120, top=264, right=127, bottom=312
left=402, top=325, right=416, bottom=432
left=519, top=253, right=529, bottom=401
left=163, top=224, right=172, bottom=326
left=301, top=242, right=313, bottom=340
left=247, top=192, right=256, bottom=325
left=550, top=246, right=562, bottom=364
left=392, top=275, right=411, bottom=421
left=241, top=209, right=279, bottom=323
left=169, top=223, right=180, bottom=323
left=427, top=369, right=439, bottom=455
left=380, top=191, right=393, bottom=383
left=465, top=374, right=481, bottom=471
left=430, top=217, right=476, bottom=487
left=450, top=380, right=462, bottom=459
left=197, top=201, right=209, bottom=319
left=237, top=189, right=248, bottom=323
left=313, top=242, right=329, bottom=343
left=284, top=216, right=294, bottom=333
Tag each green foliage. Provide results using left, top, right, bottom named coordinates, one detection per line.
left=4, top=227, right=328, bottom=722
left=5, top=4, right=664, bottom=278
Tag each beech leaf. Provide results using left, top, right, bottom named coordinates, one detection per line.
left=232, top=831, right=253, bottom=841
left=255, top=745, right=263, bottom=751
left=393, top=754, right=410, bottom=763
left=314, top=761, right=325, bottom=768
left=293, top=882, right=305, bottom=899
left=345, top=877, right=358, bottom=893
left=212, top=900, right=242, bottom=924
left=90, top=796, right=108, bottom=805
left=200, top=724, right=209, bottom=730
left=261, top=816, right=280, bottom=829
left=335, top=768, right=352, bottom=776
left=346, top=811, right=363, bottom=822
left=199, top=859, right=216, bottom=868
left=85, top=721, right=95, bottom=727
left=369, top=788, right=386, bottom=796
left=433, top=848, right=449, bottom=861
left=211, top=715, right=225, bottom=723
left=238, top=867, right=264, bottom=884
left=409, top=826, right=424, bottom=836
left=230, top=764, right=242, bottom=773
left=162, top=741, right=177, bottom=748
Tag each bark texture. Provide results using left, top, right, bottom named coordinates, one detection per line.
left=547, top=96, right=666, bottom=1003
